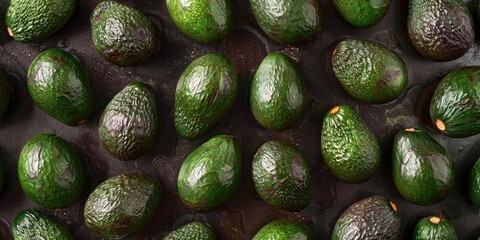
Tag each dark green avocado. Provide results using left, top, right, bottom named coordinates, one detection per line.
left=0, top=70, right=10, bottom=121
left=250, top=53, right=307, bottom=131
left=12, top=209, right=74, bottom=240
left=98, top=82, right=158, bottom=161
left=18, top=133, right=83, bottom=208
left=468, top=158, right=480, bottom=207
left=91, top=1, right=158, bottom=66
left=408, top=0, right=474, bottom=61
left=252, top=140, right=312, bottom=211
left=174, top=54, right=238, bottom=139
left=27, top=48, right=94, bottom=126
left=164, top=221, right=216, bottom=240
left=6, top=0, right=75, bottom=43
left=321, top=105, right=381, bottom=183
left=429, top=67, right=480, bottom=138
left=250, top=0, right=322, bottom=45
left=333, top=0, right=391, bottom=27
left=177, top=135, right=242, bottom=211
left=332, top=195, right=401, bottom=240
left=252, top=219, right=313, bottom=240
left=84, top=172, right=162, bottom=240
left=392, top=128, right=456, bottom=205
left=166, top=0, right=234, bottom=43
left=413, top=216, right=457, bottom=240
left=332, top=39, right=408, bottom=104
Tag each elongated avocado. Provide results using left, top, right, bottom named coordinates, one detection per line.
left=413, top=216, right=457, bottom=240
left=392, top=128, right=456, bottom=205
left=12, top=209, right=74, bottom=240
left=177, top=135, right=242, bottom=211
left=164, top=221, right=216, bottom=240
left=252, top=219, right=313, bottom=240
left=333, top=0, right=391, bottom=27
left=332, top=195, right=401, bottom=240
left=430, top=67, right=480, bottom=138
left=468, top=158, right=480, bottom=207
left=321, top=105, right=381, bottom=183
left=0, top=71, right=10, bottom=121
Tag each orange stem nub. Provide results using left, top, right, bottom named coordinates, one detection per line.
left=429, top=216, right=441, bottom=224
left=436, top=119, right=446, bottom=131
left=329, top=106, right=340, bottom=114
left=390, top=201, right=398, bottom=213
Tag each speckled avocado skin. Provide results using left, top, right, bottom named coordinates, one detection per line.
left=252, top=219, right=313, bottom=240
left=413, top=216, right=457, bottom=240
left=12, top=209, right=74, bottom=240
left=333, top=0, right=391, bottom=27
left=164, top=221, right=216, bottom=240
left=468, top=158, right=480, bottom=207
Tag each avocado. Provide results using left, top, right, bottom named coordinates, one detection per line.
left=413, top=216, right=457, bottom=240
left=12, top=209, right=74, bottom=240
left=408, top=0, right=474, bottom=61
left=166, top=0, right=234, bottom=43
left=252, top=219, right=313, bottom=240
left=392, top=128, right=456, bottom=205
left=429, top=67, right=480, bottom=138
left=27, top=48, right=94, bottom=126
left=91, top=1, right=158, bottom=66
left=332, top=195, right=401, bottom=240
left=84, top=172, right=162, bottom=240
left=0, top=71, right=10, bottom=121
left=321, top=105, right=381, bottom=183
left=249, top=0, right=322, bottom=45
left=177, top=135, right=242, bottom=211
left=5, top=0, right=75, bottom=43
left=333, top=0, right=391, bottom=27
left=468, top=158, right=480, bottom=207
left=332, top=39, right=408, bottom=104
left=252, top=140, right=312, bottom=211
left=250, top=53, right=307, bottom=131
left=174, top=54, right=238, bottom=139
left=18, top=133, right=83, bottom=208
left=164, top=221, right=216, bottom=240
left=98, top=82, right=158, bottom=161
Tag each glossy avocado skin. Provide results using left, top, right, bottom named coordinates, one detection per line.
left=12, top=209, right=74, bottom=240
left=84, top=173, right=162, bottom=240
left=332, top=39, right=408, bottom=104
left=91, top=1, right=157, bottom=66
left=252, top=141, right=312, bottom=211
left=250, top=53, right=307, bottom=131
left=166, top=0, right=234, bottom=43
left=333, top=0, right=391, bottom=27
left=0, top=71, right=10, bottom=121
left=321, top=105, right=381, bottom=183
left=98, top=82, right=158, bottom=161
left=6, top=0, right=75, bottom=43
left=430, top=67, right=480, bottom=138
left=18, top=133, right=83, bottom=208
left=174, top=54, right=238, bottom=139
left=250, top=0, right=322, bottom=45
left=468, top=158, right=480, bottom=207
left=164, top=221, right=216, bottom=240
left=408, top=0, right=474, bottom=61
left=392, top=129, right=456, bottom=206
left=27, top=48, right=94, bottom=126
left=413, top=216, right=457, bottom=240
left=252, top=219, right=313, bottom=240
left=177, top=135, right=242, bottom=211
left=332, top=195, right=401, bottom=240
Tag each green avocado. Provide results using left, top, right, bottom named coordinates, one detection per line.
left=252, top=219, right=313, bottom=240
left=408, top=0, right=474, bottom=61
left=252, top=140, right=312, bottom=211
left=27, top=48, right=94, bottom=126
left=332, top=195, right=401, bottom=240
left=333, top=0, right=391, bottom=27
left=98, top=82, right=158, bottom=161
left=468, top=158, right=480, bottom=207
left=413, top=216, right=457, bottom=240
left=174, top=54, right=238, bottom=139
left=0, top=71, right=10, bottom=121
left=321, top=105, right=381, bottom=183
left=250, top=53, right=307, bottom=131
left=164, top=221, right=216, bottom=240
left=18, top=133, right=83, bottom=208
left=429, top=67, right=480, bottom=138
left=249, top=0, right=322, bottom=45
left=12, top=209, right=74, bottom=240
left=166, top=0, right=234, bottom=43
left=91, top=1, right=158, bottom=66
left=6, top=0, right=75, bottom=43
left=177, top=135, right=242, bottom=211
left=84, top=172, right=162, bottom=240
left=332, top=39, right=408, bottom=104
left=392, top=128, right=456, bottom=206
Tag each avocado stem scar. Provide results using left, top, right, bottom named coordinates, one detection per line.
left=7, top=28, right=13, bottom=37
left=429, top=216, right=441, bottom=224
left=390, top=201, right=397, bottom=213
left=436, top=119, right=446, bottom=131
left=329, top=106, right=340, bottom=114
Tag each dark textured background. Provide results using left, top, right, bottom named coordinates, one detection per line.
left=0, top=0, right=479, bottom=239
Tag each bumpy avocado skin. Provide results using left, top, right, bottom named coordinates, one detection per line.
left=333, top=0, right=391, bottom=27
left=12, top=209, right=74, bottom=240
left=164, top=221, right=216, bottom=240
left=468, top=158, right=480, bottom=207
left=0, top=71, right=10, bottom=121
left=413, top=216, right=457, bottom=240
left=252, top=219, right=313, bottom=240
